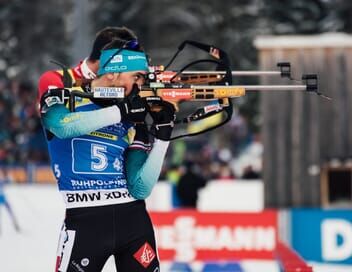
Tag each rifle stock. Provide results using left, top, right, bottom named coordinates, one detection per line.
left=140, top=86, right=245, bottom=111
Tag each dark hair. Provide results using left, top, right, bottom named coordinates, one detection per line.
left=102, top=38, right=144, bottom=52
left=88, top=26, right=138, bottom=60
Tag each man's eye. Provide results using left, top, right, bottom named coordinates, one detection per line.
left=134, top=74, right=144, bottom=81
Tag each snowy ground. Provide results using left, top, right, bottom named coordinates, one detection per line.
left=0, top=184, right=118, bottom=272
left=1, top=184, right=351, bottom=272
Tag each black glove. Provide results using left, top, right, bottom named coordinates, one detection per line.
left=118, top=84, right=147, bottom=123
left=133, top=123, right=150, bottom=144
left=149, top=99, right=176, bottom=141
left=40, top=88, right=70, bottom=113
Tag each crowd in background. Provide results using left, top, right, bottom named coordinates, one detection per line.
left=0, top=78, right=48, bottom=166
left=159, top=126, right=262, bottom=207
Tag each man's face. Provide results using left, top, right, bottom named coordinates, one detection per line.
left=113, top=71, right=146, bottom=96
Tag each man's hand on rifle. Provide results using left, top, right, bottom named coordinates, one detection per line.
left=148, top=98, right=176, bottom=141
left=118, top=84, right=147, bottom=123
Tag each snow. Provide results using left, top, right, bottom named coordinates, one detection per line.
left=0, top=184, right=117, bottom=272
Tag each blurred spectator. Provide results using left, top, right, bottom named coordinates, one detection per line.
left=165, top=164, right=182, bottom=185
left=176, top=161, right=207, bottom=208
left=170, top=140, right=186, bottom=166
left=0, top=170, right=20, bottom=233
left=241, top=165, right=261, bottom=180
left=216, top=161, right=236, bottom=180
left=0, top=78, right=48, bottom=166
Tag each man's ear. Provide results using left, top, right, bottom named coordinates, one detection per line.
left=87, top=59, right=99, bottom=73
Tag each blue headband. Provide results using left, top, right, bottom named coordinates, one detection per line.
left=98, top=49, right=149, bottom=76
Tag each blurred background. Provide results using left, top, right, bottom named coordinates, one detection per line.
left=1, top=0, right=352, bottom=271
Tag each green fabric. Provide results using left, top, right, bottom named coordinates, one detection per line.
left=126, top=148, right=163, bottom=199
left=42, top=104, right=119, bottom=139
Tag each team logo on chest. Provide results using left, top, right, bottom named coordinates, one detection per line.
left=113, top=158, right=123, bottom=172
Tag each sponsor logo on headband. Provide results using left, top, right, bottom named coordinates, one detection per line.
left=110, top=55, right=123, bottom=63
left=105, top=66, right=128, bottom=72
left=128, top=55, right=146, bottom=60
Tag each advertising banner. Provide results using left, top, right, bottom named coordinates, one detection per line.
left=291, top=209, right=352, bottom=265
left=150, top=210, right=278, bottom=262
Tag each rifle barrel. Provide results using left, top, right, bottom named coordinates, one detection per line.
left=181, top=71, right=281, bottom=76
left=242, top=85, right=307, bottom=91
left=192, top=85, right=307, bottom=91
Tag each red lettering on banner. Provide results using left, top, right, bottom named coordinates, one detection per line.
left=150, top=210, right=278, bottom=262
left=156, top=71, right=177, bottom=82
left=133, top=242, right=156, bottom=268
left=161, top=89, right=193, bottom=101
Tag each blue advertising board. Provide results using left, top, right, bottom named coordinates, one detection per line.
left=291, top=208, right=352, bottom=265
left=169, top=261, right=243, bottom=272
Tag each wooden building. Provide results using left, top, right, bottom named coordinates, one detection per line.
left=254, top=33, right=352, bottom=207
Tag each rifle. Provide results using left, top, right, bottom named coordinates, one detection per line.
left=67, top=40, right=325, bottom=140
left=140, top=63, right=318, bottom=108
